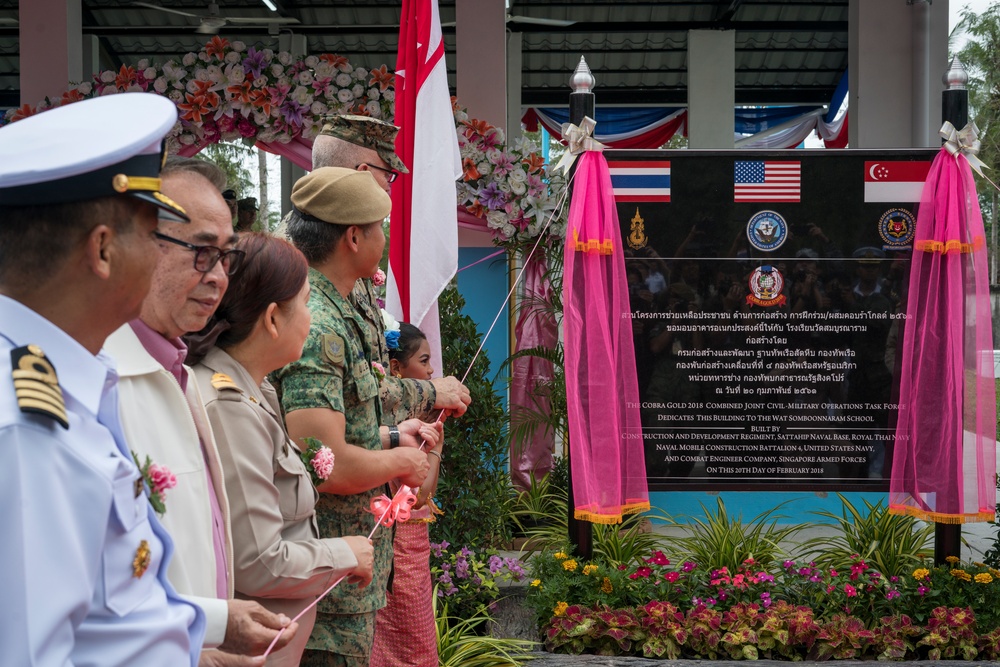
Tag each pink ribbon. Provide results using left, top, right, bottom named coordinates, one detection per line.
left=368, top=486, right=418, bottom=526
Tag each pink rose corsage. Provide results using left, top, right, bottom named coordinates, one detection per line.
left=299, top=437, right=335, bottom=486
left=371, top=361, right=387, bottom=382
left=131, top=451, right=177, bottom=516
left=371, top=268, right=386, bottom=287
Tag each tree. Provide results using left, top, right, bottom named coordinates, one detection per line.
left=954, top=6, right=1000, bottom=285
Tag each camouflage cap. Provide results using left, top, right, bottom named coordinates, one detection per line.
left=319, top=114, right=409, bottom=174
left=291, top=167, right=391, bottom=226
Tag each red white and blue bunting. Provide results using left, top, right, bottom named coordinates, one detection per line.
left=522, top=69, right=849, bottom=150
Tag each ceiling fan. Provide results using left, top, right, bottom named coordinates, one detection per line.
left=132, top=2, right=300, bottom=35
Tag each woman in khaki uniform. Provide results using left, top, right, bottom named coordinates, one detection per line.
left=187, top=233, right=374, bottom=667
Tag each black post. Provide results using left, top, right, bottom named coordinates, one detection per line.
left=567, top=56, right=594, bottom=561
left=934, top=56, right=968, bottom=566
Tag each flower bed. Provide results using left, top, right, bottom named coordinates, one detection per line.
left=527, top=550, right=1000, bottom=660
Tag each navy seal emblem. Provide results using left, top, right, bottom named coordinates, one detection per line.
left=878, top=208, right=915, bottom=250
left=746, top=265, right=786, bottom=307
left=746, top=210, right=788, bottom=252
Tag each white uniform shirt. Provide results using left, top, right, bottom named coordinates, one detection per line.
left=0, top=295, right=205, bottom=666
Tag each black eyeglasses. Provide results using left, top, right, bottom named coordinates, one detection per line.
left=358, top=163, right=400, bottom=183
left=154, top=232, right=246, bottom=276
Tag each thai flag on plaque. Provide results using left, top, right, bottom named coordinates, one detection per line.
left=734, top=161, right=801, bottom=202
left=863, top=161, right=931, bottom=202
left=608, top=160, right=671, bottom=202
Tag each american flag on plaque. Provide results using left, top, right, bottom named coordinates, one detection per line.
left=734, top=160, right=801, bottom=203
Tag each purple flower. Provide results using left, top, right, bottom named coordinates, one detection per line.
left=455, top=559, right=470, bottom=579
left=488, top=555, right=503, bottom=574
left=783, top=560, right=795, bottom=569
left=279, top=99, right=308, bottom=127
left=430, top=542, right=446, bottom=558
left=886, top=589, right=901, bottom=600
left=460, top=546, right=473, bottom=558
left=438, top=572, right=452, bottom=585
left=718, top=590, right=728, bottom=601
left=682, top=561, right=697, bottom=572
left=760, top=592, right=772, bottom=608
left=471, top=575, right=482, bottom=586
left=707, top=597, right=717, bottom=606
left=479, top=182, right=506, bottom=209
left=757, top=572, right=775, bottom=583
left=242, top=47, right=267, bottom=79
left=505, top=557, right=526, bottom=578
left=918, top=585, right=929, bottom=596
left=890, top=576, right=899, bottom=583
left=441, top=563, right=451, bottom=572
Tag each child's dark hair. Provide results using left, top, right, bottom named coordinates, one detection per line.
left=388, top=322, right=427, bottom=364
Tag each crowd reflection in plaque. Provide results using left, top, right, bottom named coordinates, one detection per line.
left=626, top=219, right=908, bottom=484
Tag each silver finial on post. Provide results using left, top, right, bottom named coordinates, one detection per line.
left=943, top=56, right=968, bottom=90
left=569, top=56, right=595, bottom=93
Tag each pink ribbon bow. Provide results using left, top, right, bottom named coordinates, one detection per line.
left=368, top=485, right=417, bottom=526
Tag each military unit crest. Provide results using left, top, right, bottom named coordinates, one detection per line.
left=746, top=265, right=786, bottom=308
left=878, top=208, right=915, bottom=250
left=10, top=345, right=68, bottom=429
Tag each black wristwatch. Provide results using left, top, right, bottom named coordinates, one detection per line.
left=388, top=425, right=400, bottom=448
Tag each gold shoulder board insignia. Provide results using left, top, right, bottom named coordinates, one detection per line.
left=211, top=373, right=241, bottom=392
left=322, top=334, right=346, bottom=364
left=11, top=345, right=68, bottom=429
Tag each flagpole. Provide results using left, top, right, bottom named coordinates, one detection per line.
left=933, top=56, right=968, bottom=566
left=567, top=56, right=595, bottom=561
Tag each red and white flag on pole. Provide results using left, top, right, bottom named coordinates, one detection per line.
left=386, top=0, right=461, bottom=372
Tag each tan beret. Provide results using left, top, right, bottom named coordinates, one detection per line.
left=291, top=167, right=391, bottom=225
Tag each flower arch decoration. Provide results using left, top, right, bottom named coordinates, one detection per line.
left=2, top=36, right=394, bottom=151
left=2, top=36, right=565, bottom=247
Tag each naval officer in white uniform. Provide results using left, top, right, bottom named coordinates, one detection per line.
left=0, top=93, right=206, bottom=666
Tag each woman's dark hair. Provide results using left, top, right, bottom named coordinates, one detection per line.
left=388, top=322, right=427, bottom=365
left=185, top=232, right=308, bottom=363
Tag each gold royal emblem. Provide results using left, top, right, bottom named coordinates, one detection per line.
left=133, top=540, right=151, bottom=578
left=627, top=207, right=648, bottom=250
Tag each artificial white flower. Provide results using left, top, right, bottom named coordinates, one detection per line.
left=182, top=53, right=197, bottom=66
left=100, top=70, right=115, bottom=83
left=143, top=67, right=157, bottom=80
left=351, top=83, right=364, bottom=98
left=337, top=89, right=354, bottom=103
left=77, top=82, right=92, bottom=95
left=304, top=55, right=319, bottom=68
left=153, top=77, right=168, bottom=93
left=381, top=309, right=400, bottom=334
left=231, top=41, right=247, bottom=52
left=278, top=51, right=292, bottom=66
left=510, top=180, right=527, bottom=195
left=298, top=71, right=314, bottom=86
left=383, top=89, right=394, bottom=102
left=366, top=101, right=382, bottom=118
left=224, top=51, right=240, bottom=65
left=270, top=64, right=285, bottom=77
left=335, top=73, right=352, bottom=87
left=368, top=87, right=380, bottom=101
left=137, top=58, right=149, bottom=70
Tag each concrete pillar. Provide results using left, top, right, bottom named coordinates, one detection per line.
left=81, top=35, right=101, bottom=82
left=19, top=0, right=81, bottom=104
left=506, top=32, right=523, bottom=144
left=849, top=0, right=946, bottom=148
left=687, top=30, right=735, bottom=149
left=456, top=0, right=506, bottom=129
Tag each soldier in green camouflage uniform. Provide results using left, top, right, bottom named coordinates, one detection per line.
left=275, top=167, right=442, bottom=667
left=275, top=113, right=471, bottom=426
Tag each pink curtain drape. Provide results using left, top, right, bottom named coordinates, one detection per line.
left=256, top=136, right=314, bottom=170
left=173, top=135, right=315, bottom=171
left=889, top=142, right=996, bottom=524
left=563, top=151, right=649, bottom=524
left=510, top=251, right=558, bottom=491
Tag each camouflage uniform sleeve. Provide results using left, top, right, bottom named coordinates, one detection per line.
left=278, top=327, right=346, bottom=414
left=379, top=376, right=437, bottom=425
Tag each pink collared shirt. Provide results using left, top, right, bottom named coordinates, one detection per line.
left=129, top=319, right=229, bottom=600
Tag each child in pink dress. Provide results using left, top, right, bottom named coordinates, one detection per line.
left=370, top=323, right=444, bottom=667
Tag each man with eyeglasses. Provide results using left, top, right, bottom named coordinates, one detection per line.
left=105, top=157, right=298, bottom=667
